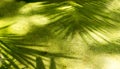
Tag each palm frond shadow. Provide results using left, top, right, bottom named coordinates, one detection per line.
left=36, top=57, right=45, bottom=69
left=36, top=57, right=57, bottom=69
left=90, top=40, right=120, bottom=54
left=0, top=0, right=120, bottom=69
left=0, top=35, right=78, bottom=69
left=0, top=18, right=78, bottom=69
left=35, top=1, right=119, bottom=39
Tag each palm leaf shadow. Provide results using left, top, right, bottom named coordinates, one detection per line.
left=36, top=1, right=119, bottom=39
left=0, top=0, right=120, bottom=69
left=0, top=35, right=77, bottom=68
left=36, top=57, right=45, bottom=69
left=90, top=41, right=120, bottom=54
left=49, top=57, right=56, bottom=69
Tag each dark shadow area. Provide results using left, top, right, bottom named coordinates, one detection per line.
left=0, top=1, right=25, bottom=18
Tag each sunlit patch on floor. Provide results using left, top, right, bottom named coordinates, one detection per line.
left=57, top=5, right=73, bottom=10
left=29, top=15, right=49, bottom=26
left=102, top=55, right=120, bottom=69
left=0, top=20, right=7, bottom=28
left=19, top=2, right=45, bottom=14
left=105, top=0, right=120, bottom=12
left=0, top=17, right=15, bottom=28
left=8, top=17, right=30, bottom=35
left=92, top=54, right=120, bottom=69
